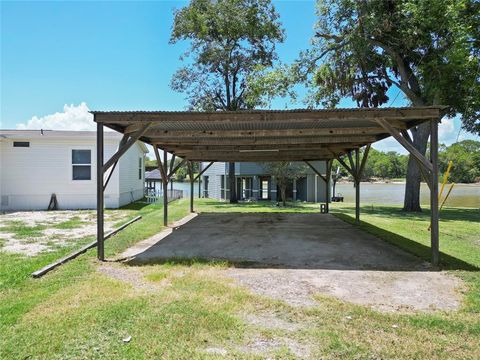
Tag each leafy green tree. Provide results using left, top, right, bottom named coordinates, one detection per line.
left=256, top=0, right=479, bottom=211
left=310, top=0, right=479, bottom=211
left=170, top=0, right=284, bottom=202
left=439, top=140, right=480, bottom=183
left=262, top=162, right=307, bottom=206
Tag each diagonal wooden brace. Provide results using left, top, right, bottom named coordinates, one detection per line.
left=376, top=119, right=433, bottom=175
left=304, top=161, right=327, bottom=182
left=103, top=123, right=151, bottom=172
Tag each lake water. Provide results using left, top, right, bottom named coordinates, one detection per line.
left=171, top=181, right=480, bottom=208
left=335, top=182, right=480, bottom=208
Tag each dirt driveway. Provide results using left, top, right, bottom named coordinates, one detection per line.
left=125, top=213, right=463, bottom=312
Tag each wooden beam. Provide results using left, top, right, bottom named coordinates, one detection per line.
left=93, top=107, right=444, bottom=124
left=358, top=144, right=371, bottom=178
left=304, top=161, right=327, bottom=182
left=153, top=147, right=168, bottom=183
left=103, top=123, right=151, bottom=172
left=167, top=158, right=186, bottom=181
left=103, top=134, right=129, bottom=191
left=144, top=127, right=398, bottom=139
left=162, top=144, right=349, bottom=152
left=169, top=154, right=176, bottom=176
left=187, top=161, right=194, bottom=213
left=400, top=130, right=432, bottom=188
left=152, top=135, right=379, bottom=146
left=347, top=151, right=357, bottom=176
left=335, top=155, right=354, bottom=178
left=194, top=161, right=214, bottom=182
left=376, top=119, right=433, bottom=174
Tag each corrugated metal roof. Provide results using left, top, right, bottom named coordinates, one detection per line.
left=90, top=106, right=447, bottom=114
left=91, top=107, right=446, bottom=162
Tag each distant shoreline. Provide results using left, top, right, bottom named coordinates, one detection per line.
left=337, top=180, right=480, bottom=186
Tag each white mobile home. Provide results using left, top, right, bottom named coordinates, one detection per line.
left=0, top=130, right=148, bottom=211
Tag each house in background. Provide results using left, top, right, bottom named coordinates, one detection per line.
left=200, top=161, right=329, bottom=202
left=0, top=130, right=147, bottom=211
left=145, top=168, right=162, bottom=193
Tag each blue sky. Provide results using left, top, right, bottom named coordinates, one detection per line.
left=1, top=0, right=477, bottom=153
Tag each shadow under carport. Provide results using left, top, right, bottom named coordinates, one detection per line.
left=124, top=212, right=472, bottom=271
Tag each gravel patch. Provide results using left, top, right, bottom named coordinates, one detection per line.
left=224, top=268, right=464, bottom=313
left=0, top=210, right=130, bottom=256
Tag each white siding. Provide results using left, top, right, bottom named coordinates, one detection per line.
left=118, top=143, right=145, bottom=207
left=0, top=133, right=146, bottom=211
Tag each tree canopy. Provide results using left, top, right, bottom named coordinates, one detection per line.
left=439, top=140, right=480, bottom=183
left=262, top=162, right=307, bottom=206
left=299, top=0, right=480, bottom=134
left=170, top=0, right=284, bottom=111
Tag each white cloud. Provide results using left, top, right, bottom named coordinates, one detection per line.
left=16, top=102, right=95, bottom=131
left=438, top=117, right=456, bottom=143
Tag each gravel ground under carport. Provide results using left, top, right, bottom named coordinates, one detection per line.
left=124, top=213, right=463, bottom=312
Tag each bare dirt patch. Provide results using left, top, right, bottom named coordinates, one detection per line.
left=97, top=264, right=164, bottom=292
left=224, top=268, right=463, bottom=313
left=0, top=210, right=130, bottom=256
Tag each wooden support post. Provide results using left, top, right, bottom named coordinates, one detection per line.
left=325, top=160, right=332, bottom=213
left=154, top=147, right=169, bottom=226
left=188, top=162, right=194, bottom=213
left=198, top=162, right=202, bottom=198
left=355, top=148, right=360, bottom=224
left=430, top=119, right=440, bottom=266
left=163, top=150, right=168, bottom=226
left=96, top=121, right=105, bottom=261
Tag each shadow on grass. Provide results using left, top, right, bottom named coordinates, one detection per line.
left=333, top=212, right=478, bottom=271
left=120, top=199, right=153, bottom=211
left=346, top=205, right=480, bottom=223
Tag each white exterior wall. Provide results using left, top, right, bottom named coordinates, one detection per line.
left=0, top=132, right=146, bottom=211
left=118, top=143, right=146, bottom=207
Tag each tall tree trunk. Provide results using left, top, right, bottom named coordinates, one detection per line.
left=403, top=122, right=430, bottom=212
left=281, top=186, right=286, bottom=207
left=229, top=162, right=237, bottom=203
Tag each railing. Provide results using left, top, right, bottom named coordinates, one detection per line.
left=145, top=189, right=184, bottom=204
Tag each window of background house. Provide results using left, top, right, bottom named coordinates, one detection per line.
left=72, top=149, right=91, bottom=180
left=138, top=157, right=142, bottom=180
left=13, top=141, right=30, bottom=147
left=262, top=180, right=269, bottom=199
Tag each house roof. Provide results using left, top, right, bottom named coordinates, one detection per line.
left=145, top=169, right=162, bottom=180
left=92, top=107, right=446, bottom=162
left=0, top=129, right=149, bottom=153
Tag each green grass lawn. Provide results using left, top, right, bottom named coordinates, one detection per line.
left=1, top=198, right=479, bottom=359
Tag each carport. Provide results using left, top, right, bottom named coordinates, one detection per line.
left=92, top=107, right=446, bottom=265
